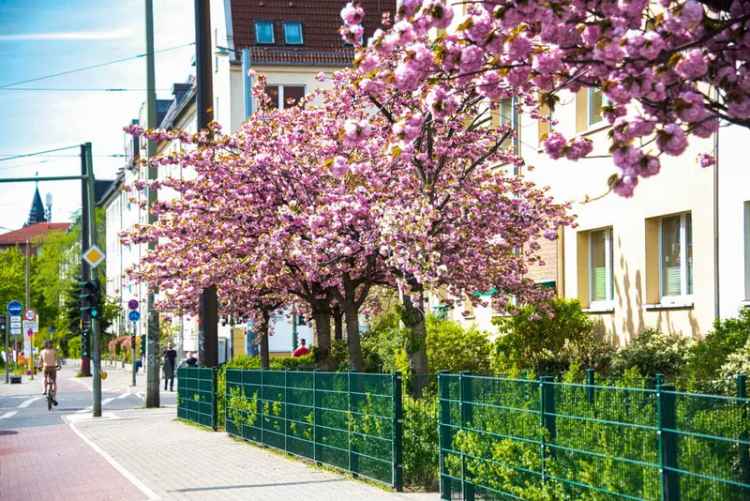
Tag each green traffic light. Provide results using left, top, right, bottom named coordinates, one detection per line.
left=91, top=308, right=99, bottom=318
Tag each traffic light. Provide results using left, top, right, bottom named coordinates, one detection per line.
left=140, top=335, right=146, bottom=355
left=78, top=279, right=100, bottom=318
left=0, top=314, right=6, bottom=334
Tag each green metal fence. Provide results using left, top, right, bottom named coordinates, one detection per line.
left=225, top=369, right=403, bottom=489
left=438, top=372, right=750, bottom=500
left=177, top=367, right=217, bottom=430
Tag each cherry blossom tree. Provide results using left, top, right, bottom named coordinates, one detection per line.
left=341, top=0, right=750, bottom=196
left=123, top=69, right=570, bottom=384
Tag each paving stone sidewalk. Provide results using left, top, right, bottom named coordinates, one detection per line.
left=71, top=407, right=439, bottom=501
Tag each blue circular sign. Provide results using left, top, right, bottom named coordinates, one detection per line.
left=7, top=300, right=22, bottom=316
left=128, top=310, right=141, bottom=322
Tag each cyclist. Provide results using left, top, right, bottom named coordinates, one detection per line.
left=38, top=340, right=59, bottom=406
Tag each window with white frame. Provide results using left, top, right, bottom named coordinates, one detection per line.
left=255, top=20, right=274, bottom=44
left=283, top=21, right=303, bottom=45
left=589, top=228, right=614, bottom=306
left=659, top=213, right=693, bottom=300
left=745, top=202, right=750, bottom=299
left=264, top=85, right=305, bottom=109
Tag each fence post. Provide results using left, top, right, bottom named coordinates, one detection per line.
left=586, top=368, right=595, bottom=404
left=211, top=368, right=218, bottom=430
left=539, top=375, right=556, bottom=471
left=349, top=371, right=359, bottom=478
left=460, top=372, right=475, bottom=501
left=656, top=373, right=679, bottom=501
left=737, top=374, right=750, bottom=486
left=438, top=372, right=452, bottom=500
left=392, top=372, right=404, bottom=491
left=259, top=369, right=265, bottom=445
left=313, top=369, right=320, bottom=465
left=283, top=369, right=288, bottom=453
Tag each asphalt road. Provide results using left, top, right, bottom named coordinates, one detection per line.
left=0, top=364, right=176, bottom=429
left=1, top=365, right=178, bottom=501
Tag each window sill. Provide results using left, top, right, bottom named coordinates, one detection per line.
left=583, top=306, right=614, bottom=314
left=645, top=302, right=694, bottom=311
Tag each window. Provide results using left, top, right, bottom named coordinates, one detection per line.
left=264, top=85, right=305, bottom=109
left=255, top=20, right=274, bottom=44
left=589, top=228, right=613, bottom=306
left=745, top=202, right=750, bottom=299
left=659, top=213, right=693, bottom=300
left=588, top=88, right=604, bottom=126
left=283, top=21, right=303, bottom=45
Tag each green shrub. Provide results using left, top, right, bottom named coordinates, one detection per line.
left=269, top=352, right=316, bottom=370
left=690, top=309, right=750, bottom=380
left=402, top=395, right=439, bottom=490
left=492, top=298, right=609, bottom=375
left=216, top=355, right=261, bottom=428
left=611, top=328, right=693, bottom=378
left=68, top=336, right=81, bottom=359
left=426, top=316, right=491, bottom=375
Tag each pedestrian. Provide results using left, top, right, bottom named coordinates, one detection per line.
left=162, top=344, right=177, bottom=391
left=292, top=338, right=310, bottom=357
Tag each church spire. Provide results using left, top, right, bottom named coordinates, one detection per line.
left=26, top=184, right=48, bottom=226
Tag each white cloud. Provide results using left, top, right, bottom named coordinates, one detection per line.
left=0, top=29, right=132, bottom=41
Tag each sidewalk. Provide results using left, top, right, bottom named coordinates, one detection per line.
left=70, top=407, right=439, bottom=501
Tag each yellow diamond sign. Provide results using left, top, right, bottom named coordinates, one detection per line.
left=82, top=245, right=105, bottom=268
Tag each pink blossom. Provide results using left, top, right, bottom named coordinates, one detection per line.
left=422, top=1, right=453, bottom=30
left=698, top=153, right=715, bottom=168
left=657, top=124, right=689, bottom=156
left=507, top=34, right=533, bottom=61
left=459, top=45, right=484, bottom=74
left=675, top=49, right=708, bottom=79
left=543, top=132, right=567, bottom=159
left=340, top=2, right=364, bottom=25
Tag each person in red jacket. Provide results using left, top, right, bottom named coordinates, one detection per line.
left=292, top=338, right=310, bottom=357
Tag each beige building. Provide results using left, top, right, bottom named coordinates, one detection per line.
left=455, top=85, right=749, bottom=344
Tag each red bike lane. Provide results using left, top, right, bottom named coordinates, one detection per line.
left=0, top=373, right=144, bottom=501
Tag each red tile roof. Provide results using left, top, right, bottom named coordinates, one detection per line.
left=231, top=0, right=395, bottom=66
left=0, top=223, right=71, bottom=246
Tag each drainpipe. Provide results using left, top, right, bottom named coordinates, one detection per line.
left=242, top=48, right=252, bottom=118
left=713, top=116, right=720, bottom=322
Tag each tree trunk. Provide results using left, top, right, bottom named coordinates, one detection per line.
left=313, top=310, right=334, bottom=370
left=333, top=306, right=343, bottom=342
left=402, top=290, right=428, bottom=398
left=259, top=314, right=270, bottom=370
left=343, top=305, right=364, bottom=371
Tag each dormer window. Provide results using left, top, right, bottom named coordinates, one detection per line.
left=255, top=20, right=274, bottom=44
left=283, top=21, right=303, bottom=45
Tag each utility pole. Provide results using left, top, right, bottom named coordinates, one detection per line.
left=83, top=143, right=102, bottom=417
left=195, top=0, right=218, bottom=368
left=80, top=148, right=92, bottom=377
left=144, top=0, right=160, bottom=407
left=3, top=315, right=8, bottom=384
left=25, top=240, right=33, bottom=380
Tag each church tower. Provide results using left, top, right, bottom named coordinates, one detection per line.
left=25, top=185, right=48, bottom=226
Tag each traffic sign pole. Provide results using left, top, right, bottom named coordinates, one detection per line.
left=128, top=302, right=139, bottom=387
left=131, top=321, right=137, bottom=387
left=3, top=314, right=8, bottom=384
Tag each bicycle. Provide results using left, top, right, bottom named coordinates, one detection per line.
left=43, top=364, right=61, bottom=411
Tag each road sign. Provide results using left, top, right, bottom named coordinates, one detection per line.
left=7, top=300, right=22, bottom=316
left=82, top=245, right=105, bottom=268
left=24, top=309, right=35, bottom=321
left=128, top=299, right=139, bottom=310
left=22, top=320, right=38, bottom=334
left=128, top=310, right=141, bottom=322
left=10, top=316, right=21, bottom=335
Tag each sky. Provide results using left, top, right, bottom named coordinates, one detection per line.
left=0, top=0, right=196, bottom=231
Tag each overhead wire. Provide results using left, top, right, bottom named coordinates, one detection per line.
left=0, top=87, right=172, bottom=92
left=0, top=42, right=195, bottom=90
left=0, top=145, right=80, bottom=162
